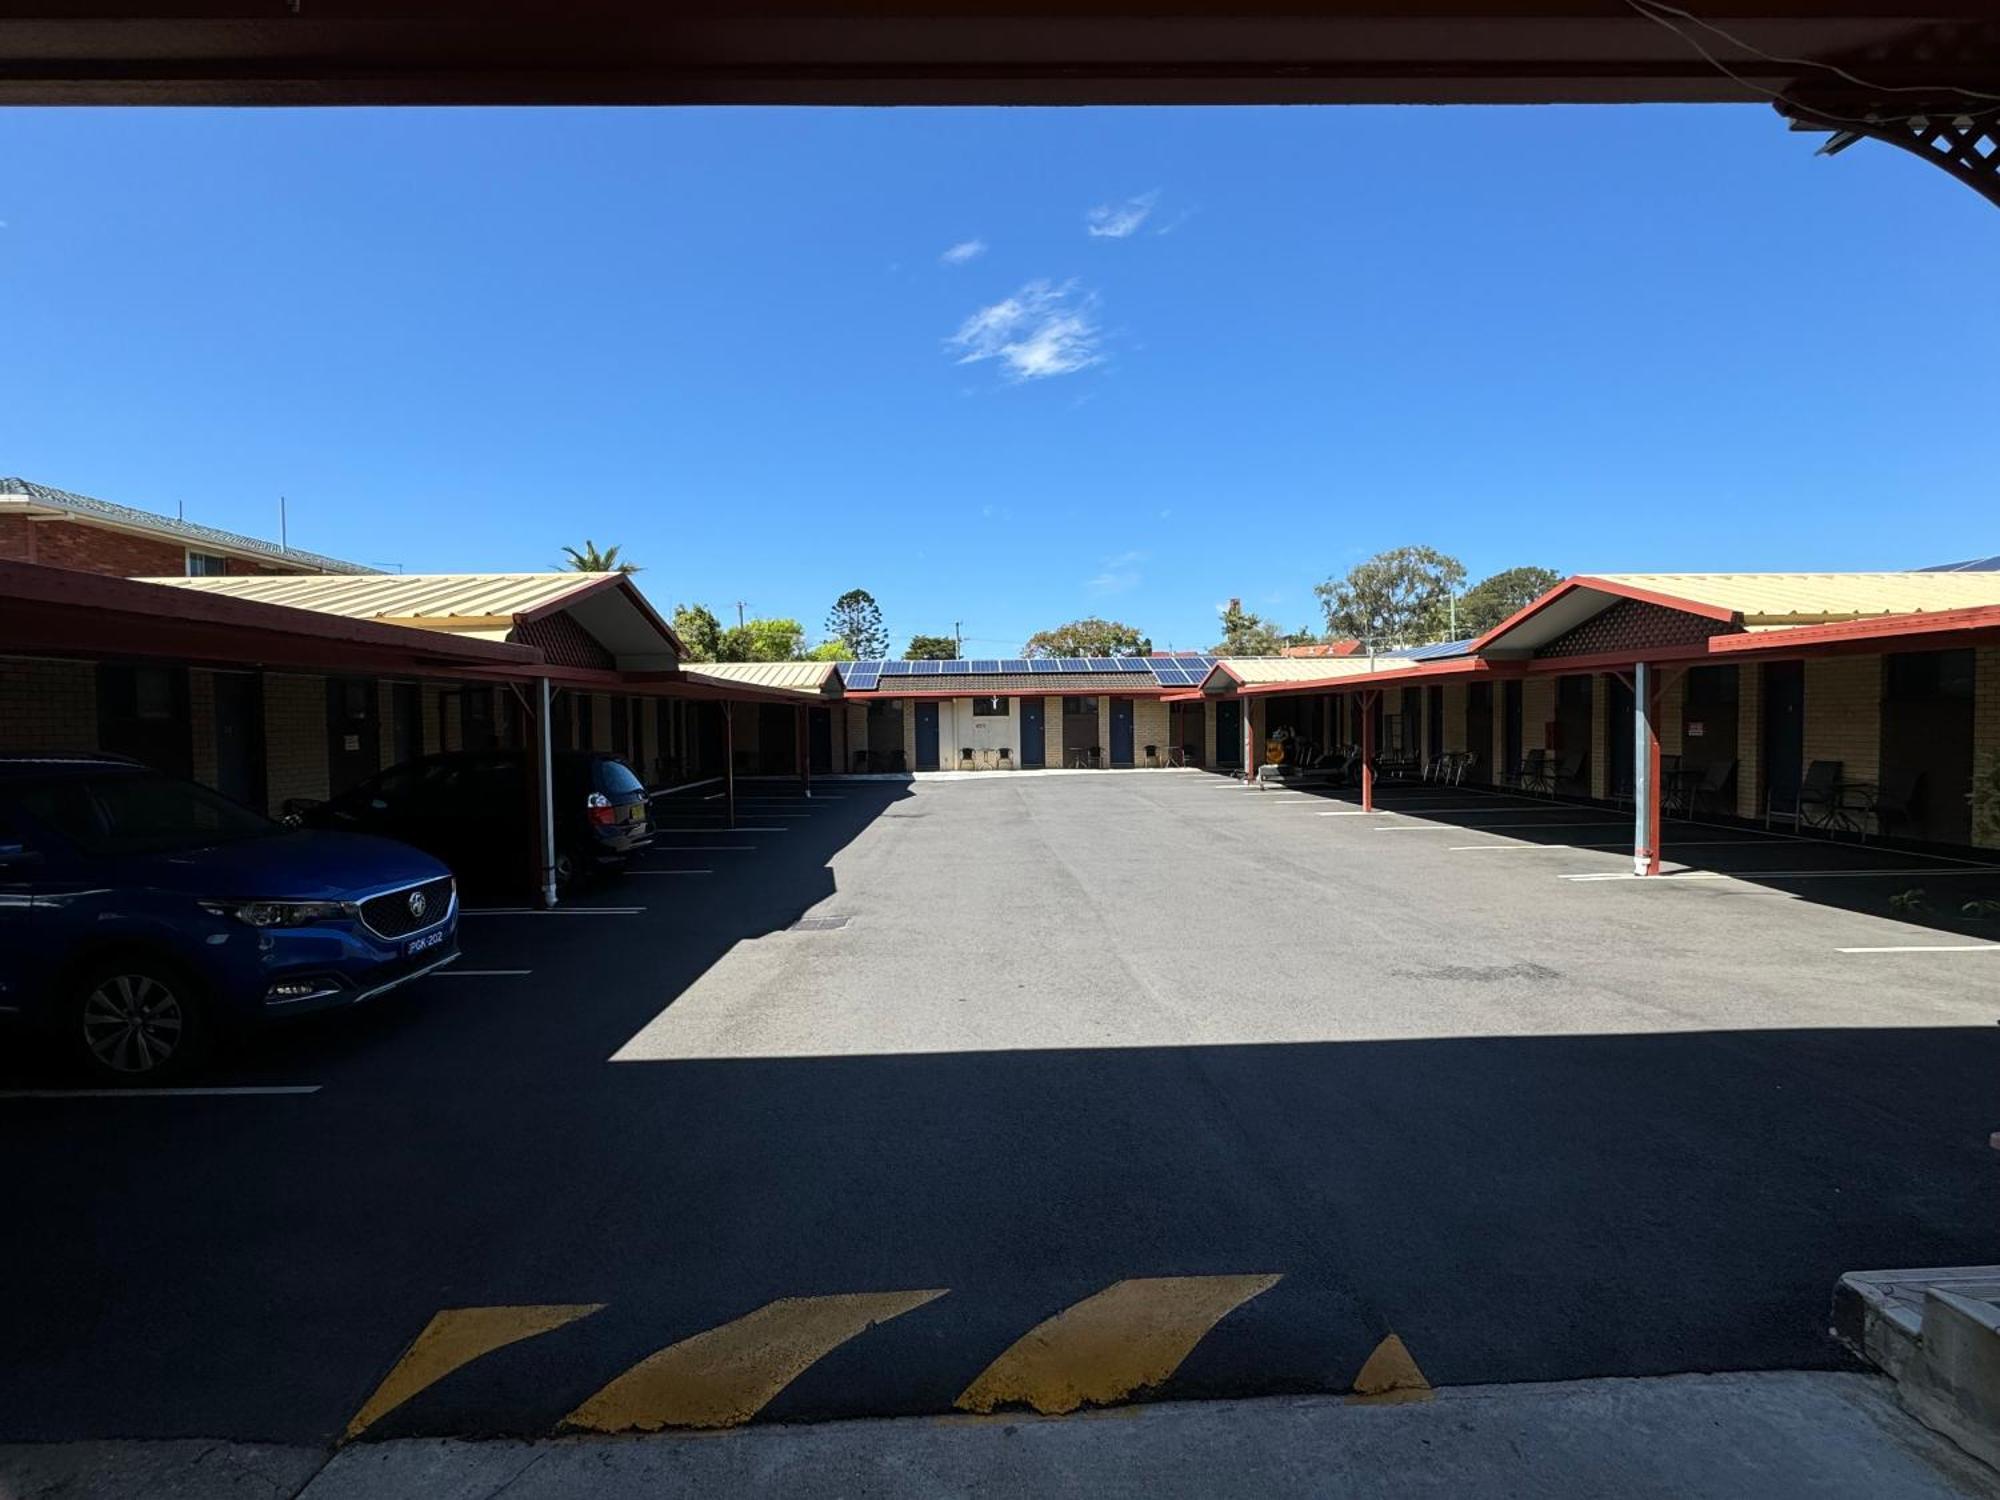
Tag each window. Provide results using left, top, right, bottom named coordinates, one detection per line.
left=19, top=772, right=275, bottom=855
left=971, top=696, right=1010, bottom=717
left=1063, top=697, right=1098, bottom=716
left=186, top=551, right=229, bottom=576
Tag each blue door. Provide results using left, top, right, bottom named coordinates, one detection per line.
left=914, top=701, right=941, bottom=771
left=1020, top=697, right=1045, bottom=767
left=1215, top=700, right=1242, bottom=768
left=1110, top=698, right=1135, bottom=767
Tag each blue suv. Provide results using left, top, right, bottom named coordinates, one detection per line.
left=0, top=754, right=460, bottom=1081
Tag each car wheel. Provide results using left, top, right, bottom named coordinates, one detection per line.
left=552, top=849, right=579, bottom=892
left=69, top=959, right=209, bottom=1082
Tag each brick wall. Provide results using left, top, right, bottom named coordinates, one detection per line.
left=377, top=681, right=399, bottom=765
left=1737, top=664, right=1766, bottom=818
left=1522, top=677, right=1554, bottom=752
left=263, top=673, right=329, bottom=814
left=421, top=685, right=445, bottom=754
left=1443, top=684, right=1467, bottom=757
left=1655, top=672, right=1684, bottom=758
left=0, top=655, right=98, bottom=751
left=189, top=670, right=219, bottom=787
left=1804, top=656, right=1880, bottom=786
left=845, top=703, right=868, bottom=771
left=590, top=694, right=613, bottom=751
left=901, top=700, right=918, bottom=770
left=1135, top=696, right=1169, bottom=765
left=4, top=519, right=187, bottom=577
left=1042, top=697, right=1063, bottom=768
left=1976, top=646, right=2000, bottom=850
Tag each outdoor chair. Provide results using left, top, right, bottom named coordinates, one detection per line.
left=1553, top=751, right=1586, bottom=794
left=1847, top=767, right=1922, bottom=843
left=1766, top=758, right=1841, bottom=831
left=1144, top=743, right=1159, bottom=768
left=1688, top=758, right=1738, bottom=817
left=1505, top=748, right=1551, bottom=794
left=998, top=747, right=1013, bottom=769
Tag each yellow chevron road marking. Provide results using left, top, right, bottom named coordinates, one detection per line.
left=562, top=1289, right=948, bottom=1432
left=955, top=1274, right=1281, bottom=1416
left=343, top=1303, right=604, bottom=1441
left=1347, top=1333, right=1433, bottom=1405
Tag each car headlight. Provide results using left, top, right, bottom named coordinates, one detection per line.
left=200, top=899, right=352, bottom=928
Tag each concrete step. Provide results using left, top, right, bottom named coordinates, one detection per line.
left=1835, top=1266, right=2000, bottom=1472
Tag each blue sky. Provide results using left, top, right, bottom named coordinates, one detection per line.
left=2, top=105, right=1995, bottom=654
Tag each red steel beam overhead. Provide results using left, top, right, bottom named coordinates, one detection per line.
left=0, top=5, right=1995, bottom=108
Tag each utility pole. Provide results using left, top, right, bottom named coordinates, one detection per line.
left=279, top=496, right=288, bottom=551
left=734, top=601, right=748, bottom=628
left=954, top=621, right=963, bottom=654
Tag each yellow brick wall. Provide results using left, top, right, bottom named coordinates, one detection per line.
left=1737, top=664, right=1765, bottom=818
left=1589, top=673, right=1608, bottom=799
left=1135, top=695, right=1170, bottom=765
left=1804, top=656, right=1880, bottom=785
left=188, top=670, right=219, bottom=788
left=1203, top=701, right=1219, bottom=766
left=1042, top=697, right=1063, bottom=768
left=590, top=693, right=613, bottom=752
left=421, top=684, right=445, bottom=753
left=1443, top=684, right=1467, bottom=757
left=901, top=699, right=918, bottom=770
left=0, top=655, right=98, bottom=752
left=263, top=673, right=329, bottom=815
left=1247, top=697, right=1267, bottom=768
left=1975, top=646, right=2000, bottom=849
left=1522, top=677, right=1554, bottom=752
left=1095, top=697, right=1112, bottom=763
left=845, top=703, right=868, bottom=772
left=1656, top=672, right=1684, bottom=758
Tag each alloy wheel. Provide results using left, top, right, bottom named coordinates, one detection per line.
left=81, top=973, right=186, bottom=1075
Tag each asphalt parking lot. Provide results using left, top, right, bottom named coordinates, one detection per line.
left=3, top=770, right=1997, bottom=1446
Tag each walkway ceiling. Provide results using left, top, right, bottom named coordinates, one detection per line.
left=2, top=5, right=1995, bottom=107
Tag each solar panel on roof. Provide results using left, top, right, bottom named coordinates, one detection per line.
left=846, top=668, right=881, bottom=690
left=971, top=659, right=1000, bottom=674
left=1153, top=669, right=1193, bottom=687
left=882, top=660, right=912, bottom=676
left=1116, top=658, right=1151, bottom=673
left=1081, top=657, right=1115, bottom=671
left=1059, top=657, right=1090, bottom=672
left=1030, top=658, right=1059, bottom=673
left=1003, top=659, right=1032, bottom=673
left=915, top=659, right=942, bottom=674
left=938, top=659, right=966, bottom=672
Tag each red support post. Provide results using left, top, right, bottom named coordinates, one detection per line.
left=1360, top=690, right=1376, bottom=813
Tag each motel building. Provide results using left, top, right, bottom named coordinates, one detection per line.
left=1197, top=571, right=2000, bottom=868
left=4, top=477, right=1998, bottom=893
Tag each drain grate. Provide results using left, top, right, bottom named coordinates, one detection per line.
left=787, top=916, right=850, bottom=932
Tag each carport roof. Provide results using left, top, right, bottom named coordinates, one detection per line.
left=679, top=661, right=843, bottom=698
left=145, top=570, right=686, bottom=665
left=1200, top=656, right=1429, bottom=693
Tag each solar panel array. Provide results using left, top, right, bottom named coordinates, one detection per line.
left=835, top=656, right=1219, bottom=688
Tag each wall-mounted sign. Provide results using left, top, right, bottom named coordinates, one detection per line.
left=344, top=734, right=361, bottom=751
left=1686, top=722, right=1704, bottom=738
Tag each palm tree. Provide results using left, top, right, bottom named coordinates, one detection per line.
left=560, top=540, right=639, bottom=574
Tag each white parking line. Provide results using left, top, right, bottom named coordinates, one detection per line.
left=437, top=969, right=533, bottom=977
left=1378, top=821, right=1631, bottom=832
left=650, top=846, right=758, bottom=852
left=1562, top=868, right=2000, bottom=883
left=629, top=870, right=714, bottom=876
left=1837, top=944, right=2000, bottom=954
left=654, top=826, right=790, bottom=834
left=1318, top=810, right=1386, bottom=817
left=1448, top=838, right=1790, bottom=852
left=0, top=1086, right=322, bottom=1099
left=461, top=907, right=648, bottom=915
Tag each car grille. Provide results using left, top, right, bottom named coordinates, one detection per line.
left=359, top=876, right=455, bottom=940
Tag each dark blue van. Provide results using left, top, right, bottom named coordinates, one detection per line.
left=0, top=754, right=459, bottom=1080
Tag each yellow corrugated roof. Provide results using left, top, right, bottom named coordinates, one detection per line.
left=680, top=661, right=841, bottom=696
left=1594, top=572, right=2000, bottom=626
left=145, top=572, right=607, bottom=635
left=1212, top=655, right=1411, bottom=685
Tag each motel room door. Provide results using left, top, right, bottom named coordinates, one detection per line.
left=1109, top=699, right=1135, bottom=767
left=913, top=701, right=941, bottom=771
left=1019, top=697, right=1046, bottom=767
left=1762, top=662, right=1805, bottom=820
left=1215, top=700, right=1242, bottom=769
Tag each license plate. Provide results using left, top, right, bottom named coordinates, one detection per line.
left=406, top=930, right=445, bottom=957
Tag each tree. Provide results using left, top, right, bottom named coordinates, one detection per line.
left=560, top=540, right=639, bottom=574
left=719, top=617, right=806, bottom=661
left=824, top=589, right=888, bottom=659
left=904, top=633, right=960, bottom=660
left=804, top=639, right=855, bottom=662
left=1314, top=546, right=1466, bottom=647
left=1456, top=565, right=1565, bottom=637
left=1211, top=598, right=1287, bottom=657
left=1023, top=618, right=1152, bottom=658
left=671, top=603, right=723, bottom=662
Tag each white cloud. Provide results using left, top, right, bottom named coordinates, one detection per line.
left=948, top=279, right=1104, bottom=383
left=1089, top=549, right=1147, bottom=594
left=940, top=239, right=987, bottom=265
left=1086, top=190, right=1160, bottom=239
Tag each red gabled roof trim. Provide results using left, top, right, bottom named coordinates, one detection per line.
left=1466, top=574, right=1737, bottom=655
left=1709, top=604, right=2000, bottom=654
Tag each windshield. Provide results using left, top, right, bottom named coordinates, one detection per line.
left=15, top=772, right=280, bottom=856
